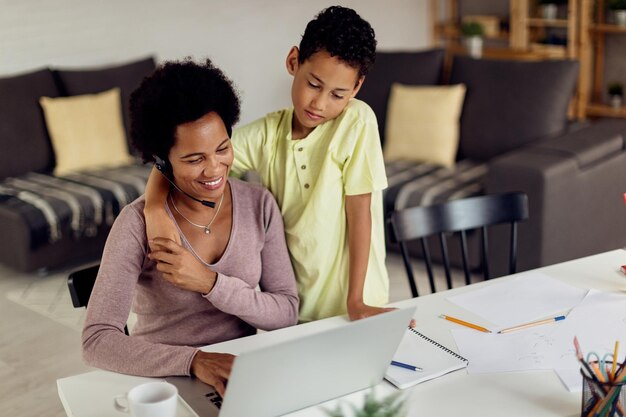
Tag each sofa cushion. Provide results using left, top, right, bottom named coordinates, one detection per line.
left=450, top=56, right=579, bottom=161
left=39, top=88, right=134, bottom=175
left=534, top=119, right=626, bottom=169
left=0, top=68, right=59, bottom=179
left=384, top=83, right=466, bottom=168
left=54, top=56, right=156, bottom=146
left=357, top=49, right=445, bottom=145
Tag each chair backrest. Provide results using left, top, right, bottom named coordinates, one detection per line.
left=390, top=192, right=529, bottom=297
left=67, top=263, right=129, bottom=335
left=67, top=264, right=100, bottom=308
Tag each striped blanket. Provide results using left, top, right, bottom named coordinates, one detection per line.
left=384, top=159, right=488, bottom=215
left=0, top=164, right=151, bottom=250
left=1, top=160, right=486, bottom=251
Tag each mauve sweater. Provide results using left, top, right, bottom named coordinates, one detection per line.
left=82, top=179, right=299, bottom=377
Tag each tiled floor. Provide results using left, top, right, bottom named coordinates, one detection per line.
left=0, top=252, right=446, bottom=417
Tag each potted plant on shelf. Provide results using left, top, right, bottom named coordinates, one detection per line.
left=460, top=22, right=484, bottom=59
left=539, top=0, right=559, bottom=19
left=608, top=82, right=624, bottom=110
left=608, top=0, right=626, bottom=26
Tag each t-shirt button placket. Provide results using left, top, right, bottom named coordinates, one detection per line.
left=294, top=144, right=309, bottom=189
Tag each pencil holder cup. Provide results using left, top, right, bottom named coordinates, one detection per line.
left=581, top=364, right=625, bottom=417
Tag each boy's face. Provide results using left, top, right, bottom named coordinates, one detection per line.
left=286, top=47, right=364, bottom=139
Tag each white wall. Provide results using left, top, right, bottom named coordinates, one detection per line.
left=0, top=0, right=430, bottom=125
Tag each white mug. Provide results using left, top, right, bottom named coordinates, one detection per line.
left=113, top=381, right=178, bottom=417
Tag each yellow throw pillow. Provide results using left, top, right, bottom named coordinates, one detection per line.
left=40, top=88, right=134, bottom=175
left=384, top=83, right=466, bottom=168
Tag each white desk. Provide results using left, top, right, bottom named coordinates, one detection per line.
left=58, top=249, right=626, bottom=417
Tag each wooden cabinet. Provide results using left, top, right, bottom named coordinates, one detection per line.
left=578, top=0, right=626, bottom=118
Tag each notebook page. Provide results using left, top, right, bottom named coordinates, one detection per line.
left=385, top=328, right=468, bottom=389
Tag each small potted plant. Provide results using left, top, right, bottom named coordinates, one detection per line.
left=608, top=82, right=624, bottom=110
left=324, top=389, right=407, bottom=417
left=539, top=0, right=559, bottom=20
left=460, top=22, right=484, bottom=59
left=608, top=0, right=626, bottom=26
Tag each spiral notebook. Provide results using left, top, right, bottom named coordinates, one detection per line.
left=385, top=327, right=468, bottom=389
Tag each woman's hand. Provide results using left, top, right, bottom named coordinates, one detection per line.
left=190, top=351, right=235, bottom=397
left=148, top=237, right=217, bottom=294
left=144, top=204, right=181, bottom=251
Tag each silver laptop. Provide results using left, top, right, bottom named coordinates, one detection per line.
left=167, top=306, right=415, bottom=417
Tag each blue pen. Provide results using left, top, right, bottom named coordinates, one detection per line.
left=391, top=360, right=423, bottom=372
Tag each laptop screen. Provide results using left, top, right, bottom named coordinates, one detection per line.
left=170, top=307, right=415, bottom=417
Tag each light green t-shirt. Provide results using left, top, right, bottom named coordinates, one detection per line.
left=231, top=99, right=389, bottom=322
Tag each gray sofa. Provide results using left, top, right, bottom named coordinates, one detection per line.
left=358, top=49, right=626, bottom=276
left=0, top=57, right=155, bottom=272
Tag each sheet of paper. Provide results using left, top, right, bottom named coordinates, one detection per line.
left=447, top=272, right=588, bottom=327
left=548, top=289, right=626, bottom=392
left=450, top=289, right=626, bottom=392
left=555, top=368, right=582, bottom=392
left=551, top=289, right=626, bottom=354
left=451, top=320, right=574, bottom=374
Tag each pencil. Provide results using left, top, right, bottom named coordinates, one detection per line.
left=439, top=314, right=491, bottom=333
left=497, top=315, right=566, bottom=334
left=611, top=341, right=619, bottom=381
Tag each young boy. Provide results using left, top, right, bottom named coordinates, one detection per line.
left=145, top=6, right=390, bottom=322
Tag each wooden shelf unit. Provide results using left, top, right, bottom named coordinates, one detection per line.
left=578, top=0, right=626, bottom=119
left=510, top=0, right=579, bottom=60
left=586, top=103, right=626, bottom=117
left=526, top=17, right=570, bottom=27
left=430, top=0, right=625, bottom=120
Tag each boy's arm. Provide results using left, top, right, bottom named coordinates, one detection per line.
left=230, top=126, right=260, bottom=179
left=345, top=193, right=393, bottom=321
left=144, top=166, right=181, bottom=248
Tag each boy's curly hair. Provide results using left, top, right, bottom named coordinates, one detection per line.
left=298, top=6, right=377, bottom=79
left=129, top=58, right=240, bottom=164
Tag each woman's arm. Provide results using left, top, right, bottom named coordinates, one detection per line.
left=147, top=191, right=298, bottom=330
left=82, top=204, right=197, bottom=377
left=345, top=193, right=393, bottom=320
left=144, top=166, right=180, bottom=247
left=205, top=191, right=299, bottom=329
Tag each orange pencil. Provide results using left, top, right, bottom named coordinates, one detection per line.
left=439, top=314, right=491, bottom=333
left=611, top=341, right=619, bottom=381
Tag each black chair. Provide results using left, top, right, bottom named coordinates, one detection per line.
left=68, top=263, right=129, bottom=335
left=390, top=192, right=529, bottom=297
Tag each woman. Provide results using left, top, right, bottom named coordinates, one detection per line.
left=82, top=59, right=299, bottom=397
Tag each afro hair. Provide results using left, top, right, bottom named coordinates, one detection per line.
left=298, top=6, right=377, bottom=79
left=129, top=58, right=240, bottom=164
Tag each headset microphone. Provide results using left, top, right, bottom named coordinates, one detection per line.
left=153, top=155, right=216, bottom=209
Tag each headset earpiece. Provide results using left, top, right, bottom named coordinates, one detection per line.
left=153, top=154, right=170, bottom=174
left=152, top=154, right=216, bottom=209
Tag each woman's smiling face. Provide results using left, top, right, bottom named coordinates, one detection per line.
left=168, top=111, right=233, bottom=202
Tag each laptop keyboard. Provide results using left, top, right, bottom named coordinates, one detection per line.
left=205, top=391, right=223, bottom=409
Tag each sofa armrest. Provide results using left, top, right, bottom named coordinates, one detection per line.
left=485, top=119, right=626, bottom=272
